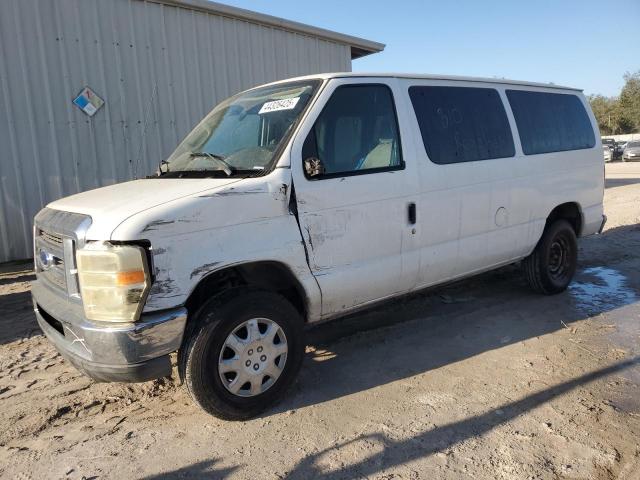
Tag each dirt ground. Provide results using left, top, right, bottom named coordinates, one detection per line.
left=1, top=162, right=640, bottom=480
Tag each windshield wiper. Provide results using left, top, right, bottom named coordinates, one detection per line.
left=157, top=168, right=258, bottom=179
left=190, top=152, right=234, bottom=176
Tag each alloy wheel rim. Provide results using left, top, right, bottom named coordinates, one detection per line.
left=218, top=318, right=288, bottom=397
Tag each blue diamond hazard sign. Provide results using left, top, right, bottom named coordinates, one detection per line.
left=73, top=87, right=104, bottom=117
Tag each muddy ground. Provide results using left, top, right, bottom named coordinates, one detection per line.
left=1, top=162, right=640, bottom=479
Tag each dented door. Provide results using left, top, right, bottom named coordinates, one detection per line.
left=290, top=78, right=420, bottom=317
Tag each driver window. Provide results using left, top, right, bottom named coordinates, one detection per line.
left=303, top=84, right=403, bottom=177
left=202, top=110, right=260, bottom=155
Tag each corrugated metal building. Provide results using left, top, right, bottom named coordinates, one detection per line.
left=0, top=0, right=383, bottom=262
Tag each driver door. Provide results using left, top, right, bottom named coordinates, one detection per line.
left=290, top=79, right=420, bottom=317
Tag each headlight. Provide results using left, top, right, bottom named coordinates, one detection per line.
left=76, top=242, right=151, bottom=322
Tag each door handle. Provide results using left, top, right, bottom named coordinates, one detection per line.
left=408, top=202, right=417, bottom=225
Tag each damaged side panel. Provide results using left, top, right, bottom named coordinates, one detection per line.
left=110, top=169, right=322, bottom=321
left=294, top=187, right=412, bottom=316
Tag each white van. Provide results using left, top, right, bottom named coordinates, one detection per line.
left=32, top=73, right=605, bottom=419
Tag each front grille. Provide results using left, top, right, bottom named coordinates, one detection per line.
left=41, top=263, right=67, bottom=290
left=33, top=209, right=92, bottom=302
left=35, top=231, right=68, bottom=292
left=40, top=230, right=63, bottom=246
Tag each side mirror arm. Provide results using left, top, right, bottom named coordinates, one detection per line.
left=304, top=157, right=325, bottom=177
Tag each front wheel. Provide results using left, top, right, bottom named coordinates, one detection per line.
left=180, top=288, right=305, bottom=420
left=523, top=219, right=578, bottom=294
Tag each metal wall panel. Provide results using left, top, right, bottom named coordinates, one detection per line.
left=0, top=0, right=353, bottom=262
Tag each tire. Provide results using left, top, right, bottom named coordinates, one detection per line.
left=179, top=287, right=305, bottom=420
left=522, top=219, right=578, bottom=295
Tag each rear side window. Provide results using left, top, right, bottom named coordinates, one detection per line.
left=408, top=86, right=515, bottom=164
left=506, top=90, right=595, bottom=155
left=303, top=84, right=403, bottom=178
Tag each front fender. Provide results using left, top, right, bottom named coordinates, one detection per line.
left=110, top=172, right=322, bottom=322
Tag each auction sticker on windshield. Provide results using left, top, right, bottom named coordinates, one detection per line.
left=259, top=97, right=300, bottom=114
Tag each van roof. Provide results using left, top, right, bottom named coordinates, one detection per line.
left=267, top=72, right=582, bottom=92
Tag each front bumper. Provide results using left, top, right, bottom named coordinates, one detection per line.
left=32, top=280, right=187, bottom=382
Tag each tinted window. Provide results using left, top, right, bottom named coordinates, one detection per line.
left=408, top=86, right=515, bottom=164
left=506, top=90, right=595, bottom=155
left=303, top=84, right=402, bottom=177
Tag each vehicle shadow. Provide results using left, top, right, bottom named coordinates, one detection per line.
left=0, top=261, right=37, bottom=345
left=0, top=273, right=35, bottom=286
left=141, top=458, right=239, bottom=479
left=138, top=356, right=640, bottom=479
left=267, top=222, right=639, bottom=416
left=0, top=260, right=32, bottom=275
left=605, top=177, right=640, bottom=189
left=0, top=289, right=39, bottom=345
left=282, top=357, right=640, bottom=479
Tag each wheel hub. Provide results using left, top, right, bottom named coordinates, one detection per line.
left=548, top=236, right=570, bottom=279
left=240, top=342, right=274, bottom=375
left=218, top=318, right=288, bottom=397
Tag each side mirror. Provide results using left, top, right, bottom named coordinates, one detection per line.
left=304, top=157, right=325, bottom=177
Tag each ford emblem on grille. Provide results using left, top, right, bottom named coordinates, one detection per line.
left=39, top=248, right=54, bottom=270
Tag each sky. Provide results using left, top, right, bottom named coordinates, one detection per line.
left=219, top=0, right=639, bottom=97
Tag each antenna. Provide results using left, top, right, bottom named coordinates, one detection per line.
left=133, top=82, right=158, bottom=179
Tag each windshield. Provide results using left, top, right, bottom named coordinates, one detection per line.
left=627, top=141, right=640, bottom=148
left=161, top=80, right=320, bottom=177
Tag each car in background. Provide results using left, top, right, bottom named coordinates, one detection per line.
left=603, top=146, right=612, bottom=162
left=602, top=138, right=620, bottom=160
left=622, top=141, right=640, bottom=161
left=602, top=138, right=616, bottom=150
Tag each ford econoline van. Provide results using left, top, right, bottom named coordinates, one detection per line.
left=32, top=73, right=605, bottom=419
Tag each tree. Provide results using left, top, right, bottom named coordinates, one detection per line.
left=618, top=71, right=640, bottom=133
left=588, top=94, right=617, bottom=135
left=589, top=71, right=640, bottom=135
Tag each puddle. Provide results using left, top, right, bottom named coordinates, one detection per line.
left=570, top=267, right=640, bottom=384
left=569, top=267, right=638, bottom=316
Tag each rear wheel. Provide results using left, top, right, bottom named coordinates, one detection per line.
left=180, top=288, right=305, bottom=420
left=523, top=219, right=578, bottom=294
